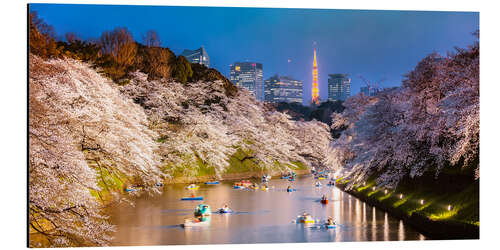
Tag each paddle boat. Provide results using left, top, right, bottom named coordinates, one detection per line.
left=186, top=184, right=199, bottom=190
left=248, top=184, right=259, bottom=190
left=182, top=217, right=210, bottom=227
left=205, top=181, right=220, bottom=185
left=262, top=174, right=271, bottom=182
left=182, top=204, right=212, bottom=227
left=240, top=180, right=252, bottom=188
left=326, top=181, right=335, bottom=186
left=296, top=212, right=316, bottom=224
left=194, top=204, right=211, bottom=217
left=217, top=204, right=232, bottom=214
left=286, top=186, right=296, bottom=192
left=320, top=195, right=329, bottom=204
left=261, top=185, right=269, bottom=191
left=315, top=182, right=322, bottom=187
left=324, top=217, right=336, bottom=228
left=181, top=196, right=203, bottom=201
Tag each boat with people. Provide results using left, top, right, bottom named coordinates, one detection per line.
left=324, top=216, right=336, bottom=229
left=217, top=204, right=232, bottom=214
left=296, top=212, right=316, bottom=224
left=186, top=184, right=199, bottom=190
left=182, top=217, right=210, bottom=227
left=262, top=174, right=271, bottom=182
left=181, top=195, right=203, bottom=201
left=315, top=181, right=322, bottom=187
left=194, top=204, right=211, bottom=217
left=327, top=180, right=335, bottom=186
left=261, top=184, right=269, bottom=191
left=320, top=195, right=328, bottom=204
left=248, top=183, right=259, bottom=190
left=205, top=181, right=220, bottom=185
left=182, top=204, right=211, bottom=227
left=286, top=186, right=296, bottom=192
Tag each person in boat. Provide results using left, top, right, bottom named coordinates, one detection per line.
left=287, top=185, right=293, bottom=192
left=300, top=211, right=313, bottom=222
left=326, top=216, right=335, bottom=225
left=220, top=204, right=230, bottom=213
left=315, top=181, right=321, bottom=186
left=321, top=194, right=327, bottom=201
left=195, top=205, right=210, bottom=221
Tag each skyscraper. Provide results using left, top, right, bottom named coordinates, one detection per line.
left=229, top=62, right=264, bottom=101
left=264, top=74, right=303, bottom=103
left=311, top=48, right=320, bottom=105
left=328, top=74, right=351, bottom=101
left=180, top=46, right=210, bottom=67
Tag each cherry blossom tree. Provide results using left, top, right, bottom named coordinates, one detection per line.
left=29, top=55, right=163, bottom=247
left=328, top=40, right=479, bottom=188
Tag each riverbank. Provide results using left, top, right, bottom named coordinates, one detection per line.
left=164, top=169, right=311, bottom=184
left=335, top=178, right=479, bottom=240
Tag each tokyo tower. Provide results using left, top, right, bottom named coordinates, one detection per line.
left=311, top=48, right=319, bottom=105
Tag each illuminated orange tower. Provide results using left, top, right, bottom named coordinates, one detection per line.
left=311, top=48, right=319, bottom=105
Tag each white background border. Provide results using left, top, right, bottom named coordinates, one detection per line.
left=1, top=1, right=497, bottom=250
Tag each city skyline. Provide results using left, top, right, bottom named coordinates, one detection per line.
left=29, top=4, right=479, bottom=105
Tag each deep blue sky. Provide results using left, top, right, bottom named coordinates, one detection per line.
left=29, top=4, right=478, bottom=104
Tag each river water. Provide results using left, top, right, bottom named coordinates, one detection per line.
left=110, top=175, right=425, bottom=246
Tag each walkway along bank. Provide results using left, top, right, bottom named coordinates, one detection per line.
left=335, top=179, right=479, bottom=240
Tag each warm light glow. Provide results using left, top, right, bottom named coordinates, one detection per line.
left=235, top=66, right=240, bottom=71
left=399, top=194, right=404, bottom=199
left=372, top=187, right=376, bottom=191
left=311, top=48, right=319, bottom=104
left=447, top=205, right=453, bottom=211
left=420, top=199, right=425, bottom=205
left=384, top=189, right=388, bottom=194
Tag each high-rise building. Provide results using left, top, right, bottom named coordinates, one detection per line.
left=229, top=62, right=264, bottom=101
left=328, top=74, right=351, bottom=101
left=264, top=74, right=303, bottom=103
left=311, top=48, right=320, bottom=105
left=180, top=46, right=210, bottom=67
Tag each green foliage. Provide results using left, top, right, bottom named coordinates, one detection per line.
left=173, top=56, right=193, bottom=84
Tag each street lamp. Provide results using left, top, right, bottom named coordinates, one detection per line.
left=384, top=189, right=388, bottom=195
left=420, top=199, right=425, bottom=205
left=447, top=205, right=453, bottom=211
left=399, top=194, right=404, bottom=199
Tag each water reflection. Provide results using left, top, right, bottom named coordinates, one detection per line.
left=109, top=176, right=425, bottom=246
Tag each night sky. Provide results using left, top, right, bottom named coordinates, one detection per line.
left=29, top=4, right=479, bottom=105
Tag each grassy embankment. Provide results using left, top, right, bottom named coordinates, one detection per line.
left=86, top=146, right=309, bottom=200
left=335, top=168, right=479, bottom=240
left=166, top=147, right=309, bottom=184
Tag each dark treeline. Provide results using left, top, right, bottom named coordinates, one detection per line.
left=28, top=11, right=235, bottom=92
